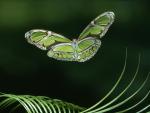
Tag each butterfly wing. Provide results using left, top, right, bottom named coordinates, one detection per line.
left=47, top=43, right=75, bottom=61
left=76, top=11, right=115, bottom=62
left=25, top=29, right=71, bottom=50
left=77, top=37, right=101, bottom=62
left=78, top=11, right=115, bottom=40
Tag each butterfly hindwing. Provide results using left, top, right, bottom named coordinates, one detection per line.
left=78, top=11, right=115, bottom=40
left=47, top=38, right=101, bottom=62
left=25, top=29, right=71, bottom=50
left=77, top=37, right=101, bottom=62
left=47, top=43, right=75, bottom=61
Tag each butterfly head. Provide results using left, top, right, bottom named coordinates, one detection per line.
left=47, top=31, right=52, bottom=36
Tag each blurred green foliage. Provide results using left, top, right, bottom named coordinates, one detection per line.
left=0, top=0, right=149, bottom=107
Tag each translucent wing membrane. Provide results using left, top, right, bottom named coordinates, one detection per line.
left=25, top=29, right=71, bottom=50
left=78, top=11, right=115, bottom=40
left=77, top=37, right=101, bottom=62
left=47, top=43, right=75, bottom=61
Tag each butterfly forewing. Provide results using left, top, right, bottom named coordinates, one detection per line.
left=25, top=30, right=47, bottom=43
left=78, top=12, right=115, bottom=40
left=25, top=29, right=71, bottom=50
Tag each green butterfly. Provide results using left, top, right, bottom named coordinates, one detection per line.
left=25, top=11, right=115, bottom=62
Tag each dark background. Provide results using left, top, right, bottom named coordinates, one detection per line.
left=0, top=0, right=150, bottom=112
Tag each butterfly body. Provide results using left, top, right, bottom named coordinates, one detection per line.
left=25, top=11, right=115, bottom=62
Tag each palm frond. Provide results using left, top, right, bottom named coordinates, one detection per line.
left=0, top=94, right=85, bottom=113
left=0, top=51, right=150, bottom=113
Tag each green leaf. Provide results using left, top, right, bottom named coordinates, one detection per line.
left=0, top=51, right=150, bottom=113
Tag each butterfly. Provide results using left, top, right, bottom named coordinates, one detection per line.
left=25, top=11, right=115, bottom=62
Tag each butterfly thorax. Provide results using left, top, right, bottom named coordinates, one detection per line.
left=72, top=39, right=78, bottom=49
left=72, top=39, right=79, bottom=60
